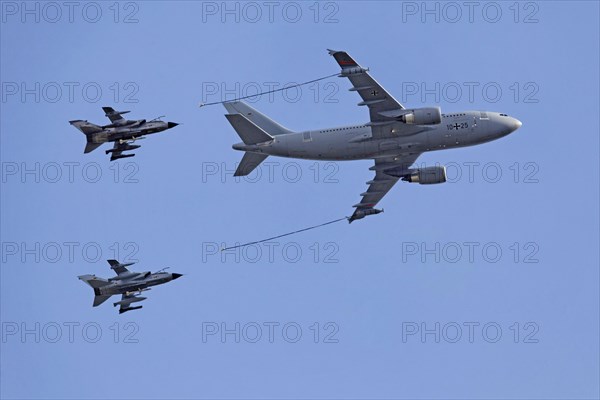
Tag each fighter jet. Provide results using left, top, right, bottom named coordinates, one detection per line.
left=69, top=107, right=179, bottom=161
left=223, top=50, right=522, bottom=222
left=78, top=259, right=183, bottom=314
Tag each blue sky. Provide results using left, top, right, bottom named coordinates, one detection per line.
left=1, top=1, right=599, bottom=399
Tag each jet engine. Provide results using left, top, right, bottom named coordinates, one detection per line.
left=399, top=107, right=442, bottom=125
left=400, top=166, right=447, bottom=184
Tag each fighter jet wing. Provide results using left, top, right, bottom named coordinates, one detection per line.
left=328, top=50, right=427, bottom=139
left=107, top=259, right=131, bottom=275
left=106, top=141, right=137, bottom=161
left=115, top=293, right=146, bottom=314
left=107, top=142, right=125, bottom=161
left=102, top=107, right=128, bottom=123
left=349, top=153, right=421, bottom=223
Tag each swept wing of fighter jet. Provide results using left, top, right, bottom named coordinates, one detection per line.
left=69, top=107, right=179, bottom=161
left=223, top=50, right=522, bottom=222
left=78, top=259, right=183, bottom=314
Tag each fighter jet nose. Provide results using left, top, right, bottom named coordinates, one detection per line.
left=167, top=122, right=179, bottom=129
left=171, top=273, right=183, bottom=280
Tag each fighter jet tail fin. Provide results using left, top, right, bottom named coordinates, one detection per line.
left=78, top=275, right=113, bottom=307
left=225, top=114, right=274, bottom=145
left=69, top=120, right=103, bottom=135
left=93, top=294, right=112, bottom=307
left=70, top=120, right=105, bottom=153
left=78, top=275, right=110, bottom=289
left=235, top=152, right=269, bottom=177
left=84, top=142, right=103, bottom=154
left=223, top=101, right=293, bottom=136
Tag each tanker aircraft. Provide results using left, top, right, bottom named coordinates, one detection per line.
left=223, top=50, right=522, bottom=222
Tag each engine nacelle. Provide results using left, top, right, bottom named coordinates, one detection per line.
left=401, top=166, right=447, bottom=184
left=399, top=107, right=442, bottom=125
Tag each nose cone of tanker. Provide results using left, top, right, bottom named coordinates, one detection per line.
left=511, top=117, right=522, bottom=132
left=497, top=115, right=522, bottom=137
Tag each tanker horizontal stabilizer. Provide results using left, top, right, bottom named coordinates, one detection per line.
left=235, top=152, right=269, bottom=177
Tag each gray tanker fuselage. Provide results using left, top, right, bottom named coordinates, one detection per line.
left=233, top=111, right=520, bottom=161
